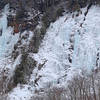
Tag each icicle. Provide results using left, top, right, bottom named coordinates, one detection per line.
left=0, top=14, right=8, bottom=34
left=3, top=4, right=9, bottom=14
left=0, top=4, right=9, bottom=35
left=0, top=4, right=9, bottom=57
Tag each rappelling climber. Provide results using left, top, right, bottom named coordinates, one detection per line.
left=13, top=16, right=19, bottom=34
left=14, top=23, right=19, bottom=33
left=19, top=22, right=26, bottom=38
left=34, top=75, right=42, bottom=86
left=18, top=24, right=23, bottom=38
left=0, top=29, right=2, bottom=36
left=68, top=54, right=72, bottom=63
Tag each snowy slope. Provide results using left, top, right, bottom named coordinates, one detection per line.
left=4, top=5, right=100, bottom=100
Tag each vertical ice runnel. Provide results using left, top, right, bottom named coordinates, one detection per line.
left=0, top=4, right=19, bottom=67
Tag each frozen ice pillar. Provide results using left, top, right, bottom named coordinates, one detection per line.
left=0, top=4, right=10, bottom=57
left=0, top=4, right=9, bottom=35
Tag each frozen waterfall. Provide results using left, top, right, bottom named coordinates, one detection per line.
left=0, top=4, right=19, bottom=58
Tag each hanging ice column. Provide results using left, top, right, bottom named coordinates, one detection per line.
left=0, top=4, right=14, bottom=58
left=0, top=4, right=9, bottom=35
left=0, top=4, right=19, bottom=58
left=0, top=4, right=9, bottom=57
